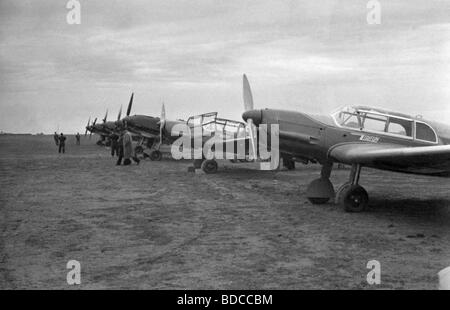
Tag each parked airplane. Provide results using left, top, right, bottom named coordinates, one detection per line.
left=239, top=74, right=450, bottom=212
left=116, top=94, right=250, bottom=165
left=85, top=106, right=123, bottom=145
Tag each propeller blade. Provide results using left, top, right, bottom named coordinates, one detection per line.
left=242, top=75, right=257, bottom=160
left=85, top=117, right=90, bottom=136
left=243, top=74, right=254, bottom=111
left=159, top=102, right=166, bottom=144
left=126, top=93, right=134, bottom=116
left=93, top=117, right=97, bottom=126
left=117, top=105, right=122, bottom=121
left=103, top=109, right=108, bottom=123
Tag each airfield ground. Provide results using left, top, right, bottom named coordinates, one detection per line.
left=0, top=134, right=449, bottom=289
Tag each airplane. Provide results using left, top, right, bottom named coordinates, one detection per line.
left=115, top=94, right=251, bottom=164
left=235, top=74, right=450, bottom=212
left=114, top=93, right=172, bottom=160
left=85, top=106, right=124, bottom=145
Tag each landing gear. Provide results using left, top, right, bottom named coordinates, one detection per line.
left=201, top=159, right=218, bottom=174
left=339, top=185, right=368, bottom=212
left=135, top=145, right=144, bottom=155
left=283, top=158, right=296, bottom=170
left=149, top=150, right=162, bottom=161
left=193, top=159, right=203, bottom=169
left=336, top=164, right=369, bottom=212
left=306, top=162, right=335, bottom=204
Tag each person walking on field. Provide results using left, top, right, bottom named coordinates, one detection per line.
left=75, top=132, right=81, bottom=145
left=110, top=133, right=119, bottom=157
left=116, top=133, right=124, bottom=165
left=58, top=133, right=66, bottom=153
left=53, top=132, right=59, bottom=146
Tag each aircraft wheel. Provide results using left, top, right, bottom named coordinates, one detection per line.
left=339, top=185, right=369, bottom=212
left=306, top=177, right=335, bottom=205
left=335, top=182, right=351, bottom=204
left=149, top=150, right=162, bottom=161
left=201, top=159, right=218, bottom=174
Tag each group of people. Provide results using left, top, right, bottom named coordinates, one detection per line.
left=53, top=132, right=81, bottom=154
left=53, top=130, right=139, bottom=165
left=110, top=130, right=140, bottom=166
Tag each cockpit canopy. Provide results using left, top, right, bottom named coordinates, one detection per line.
left=332, top=106, right=438, bottom=143
left=186, top=112, right=246, bottom=138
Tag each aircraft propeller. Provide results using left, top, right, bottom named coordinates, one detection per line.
left=126, top=93, right=134, bottom=117
left=117, top=105, right=122, bottom=121
left=85, top=117, right=90, bottom=136
left=242, top=74, right=258, bottom=160
left=103, top=109, right=108, bottom=123
left=90, top=117, right=97, bottom=139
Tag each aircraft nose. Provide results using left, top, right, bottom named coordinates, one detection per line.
left=242, top=109, right=262, bottom=125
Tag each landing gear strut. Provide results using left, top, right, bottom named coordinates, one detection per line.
left=337, top=164, right=368, bottom=212
left=306, top=162, right=335, bottom=204
left=283, top=158, right=296, bottom=170
left=149, top=150, right=162, bottom=161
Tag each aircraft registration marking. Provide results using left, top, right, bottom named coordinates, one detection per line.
left=359, top=135, right=380, bottom=143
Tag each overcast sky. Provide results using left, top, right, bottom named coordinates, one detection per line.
left=1, top=0, right=450, bottom=133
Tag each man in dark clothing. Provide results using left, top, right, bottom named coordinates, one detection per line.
left=58, top=133, right=66, bottom=153
left=53, top=132, right=59, bottom=146
left=110, top=133, right=119, bottom=157
left=75, top=132, right=81, bottom=145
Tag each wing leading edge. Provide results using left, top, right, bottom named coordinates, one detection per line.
left=328, top=143, right=450, bottom=177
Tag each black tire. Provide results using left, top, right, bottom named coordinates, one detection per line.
left=149, top=150, right=162, bottom=161
left=308, top=197, right=330, bottom=205
left=335, top=182, right=351, bottom=204
left=339, top=185, right=369, bottom=212
left=201, top=159, right=218, bottom=174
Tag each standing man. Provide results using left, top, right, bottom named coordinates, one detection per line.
left=116, top=132, right=124, bottom=165
left=110, top=133, right=119, bottom=157
left=58, top=133, right=66, bottom=153
left=53, top=132, right=59, bottom=146
left=75, top=132, right=81, bottom=145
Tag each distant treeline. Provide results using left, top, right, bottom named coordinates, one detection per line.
left=0, top=133, right=33, bottom=136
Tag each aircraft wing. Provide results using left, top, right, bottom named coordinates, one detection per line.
left=134, top=131, right=157, bottom=139
left=328, top=143, right=450, bottom=176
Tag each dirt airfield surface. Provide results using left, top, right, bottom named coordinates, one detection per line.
left=0, top=134, right=449, bottom=289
